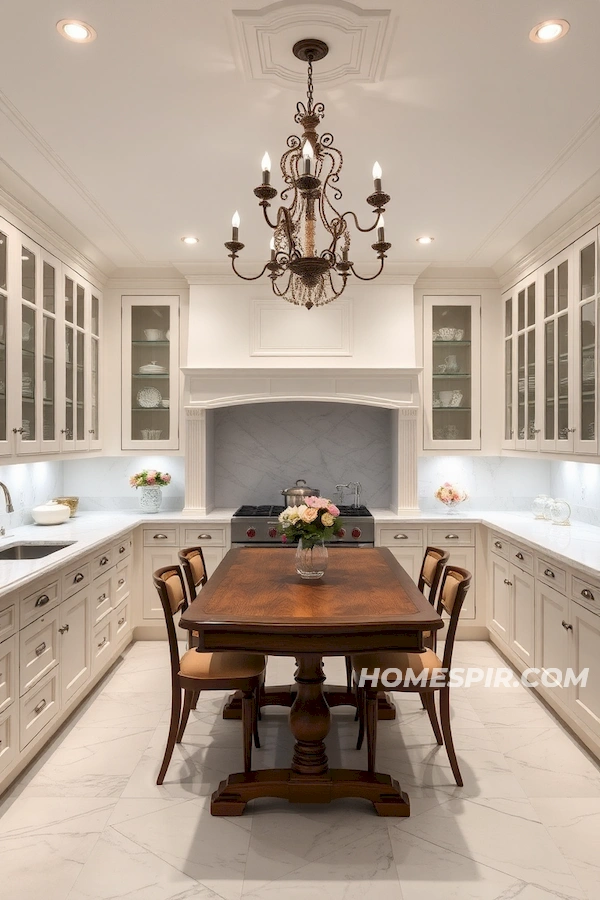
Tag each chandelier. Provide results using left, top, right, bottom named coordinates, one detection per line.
left=224, top=39, right=391, bottom=309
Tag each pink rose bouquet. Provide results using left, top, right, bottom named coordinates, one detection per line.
left=278, top=496, right=343, bottom=547
left=129, top=469, right=172, bottom=489
left=434, top=481, right=468, bottom=509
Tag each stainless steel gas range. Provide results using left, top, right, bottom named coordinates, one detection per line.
left=230, top=505, right=375, bottom=548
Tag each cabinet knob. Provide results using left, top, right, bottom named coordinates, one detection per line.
left=581, top=588, right=595, bottom=601
left=12, top=427, right=24, bottom=435
left=58, top=624, right=69, bottom=634
left=74, top=572, right=85, bottom=583
left=35, top=594, right=50, bottom=608
left=494, top=541, right=502, bottom=549
left=445, top=534, right=459, bottom=540
left=503, top=578, right=513, bottom=586
left=118, top=578, right=125, bottom=586
left=153, top=534, right=168, bottom=540
left=97, top=636, right=107, bottom=649
left=394, top=534, right=408, bottom=540
left=99, top=556, right=109, bottom=566
left=118, top=617, right=126, bottom=626
left=197, top=534, right=212, bottom=540
left=88, top=429, right=95, bottom=434
left=35, top=641, right=46, bottom=657
left=34, top=699, right=47, bottom=715
left=561, top=621, right=573, bottom=631
left=97, top=593, right=107, bottom=602
left=515, top=552, right=524, bottom=561
left=119, top=546, right=126, bottom=554
left=544, top=568, right=555, bottom=578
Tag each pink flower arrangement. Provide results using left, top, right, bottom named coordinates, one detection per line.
left=278, top=496, right=343, bottom=546
left=129, top=469, right=172, bottom=489
left=434, top=482, right=468, bottom=506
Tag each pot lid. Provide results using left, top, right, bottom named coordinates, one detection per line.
left=281, top=479, right=319, bottom=496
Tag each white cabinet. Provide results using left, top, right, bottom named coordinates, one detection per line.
left=540, top=249, right=574, bottom=452
left=0, top=635, right=17, bottom=714
left=490, top=554, right=510, bottom=640
left=376, top=527, right=424, bottom=583
left=0, top=704, right=17, bottom=776
left=423, top=295, right=481, bottom=450
left=535, top=580, right=570, bottom=705
left=503, top=273, right=540, bottom=451
left=59, top=587, right=92, bottom=706
left=569, top=600, right=600, bottom=738
left=510, top=566, right=535, bottom=666
left=121, top=295, right=179, bottom=450
left=572, top=229, right=598, bottom=454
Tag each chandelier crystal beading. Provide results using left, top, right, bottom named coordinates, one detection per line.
left=224, top=39, right=391, bottom=309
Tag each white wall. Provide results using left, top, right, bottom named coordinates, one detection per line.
left=62, top=456, right=185, bottom=511
left=213, top=401, right=394, bottom=508
left=186, top=283, right=416, bottom=369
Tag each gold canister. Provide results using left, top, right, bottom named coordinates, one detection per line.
left=52, top=496, right=79, bottom=517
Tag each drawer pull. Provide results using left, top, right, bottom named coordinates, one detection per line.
left=74, top=572, right=85, bottom=584
left=445, top=534, right=459, bottom=540
left=153, top=534, right=169, bottom=540
left=34, top=594, right=50, bottom=608
left=515, top=552, right=524, bottom=561
left=394, top=534, right=408, bottom=540
left=34, top=699, right=47, bottom=715
left=503, top=579, right=513, bottom=587
left=58, top=624, right=69, bottom=635
left=97, top=636, right=107, bottom=649
left=562, top=621, right=573, bottom=631
left=494, top=541, right=503, bottom=549
left=197, top=534, right=212, bottom=540
left=544, top=568, right=555, bottom=578
left=118, top=617, right=126, bottom=626
left=118, top=578, right=125, bottom=586
left=97, top=593, right=107, bottom=602
left=581, top=588, right=595, bottom=601
left=35, top=641, right=46, bottom=657
left=119, top=545, right=126, bottom=554
left=99, top=556, right=109, bottom=566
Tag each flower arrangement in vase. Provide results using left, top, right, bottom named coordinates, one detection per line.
left=435, top=482, right=468, bottom=514
left=278, top=497, right=342, bottom=579
left=129, top=469, right=172, bottom=513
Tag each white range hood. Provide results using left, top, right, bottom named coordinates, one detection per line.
left=180, top=277, right=422, bottom=516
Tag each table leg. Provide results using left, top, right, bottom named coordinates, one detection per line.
left=222, top=686, right=396, bottom=719
left=211, top=653, right=410, bottom=817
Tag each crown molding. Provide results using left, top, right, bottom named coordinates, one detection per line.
left=174, top=259, right=428, bottom=286
left=0, top=183, right=111, bottom=287
left=415, top=267, right=500, bottom=292
left=107, top=277, right=189, bottom=292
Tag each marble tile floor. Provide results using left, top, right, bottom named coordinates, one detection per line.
left=1, top=641, right=599, bottom=900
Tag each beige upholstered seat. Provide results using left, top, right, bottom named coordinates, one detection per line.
left=179, top=649, right=266, bottom=680
left=351, top=648, right=444, bottom=685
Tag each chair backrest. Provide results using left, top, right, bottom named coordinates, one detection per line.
left=152, top=565, right=188, bottom=681
left=418, top=546, right=450, bottom=604
left=178, top=546, right=207, bottom=603
left=436, top=565, right=472, bottom=671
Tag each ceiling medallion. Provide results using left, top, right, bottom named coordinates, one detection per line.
left=224, top=39, right=391, bottom=310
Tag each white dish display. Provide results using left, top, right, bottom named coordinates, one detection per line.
left=141, top=429, right=162, bottom=440
left=137, top=387, right=162, bottom=408
left=138, top=361, right=167, bottom=374
left=143, top=329, right=164, bottom=341
left=32, top=502, right=70, bottom=525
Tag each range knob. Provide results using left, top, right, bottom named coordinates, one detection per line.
left=268, top=527, right=277, bottom=538
left=246, top=527, right=256, bottom=539
left=351, top=527, right=362, bottom=539
left=337, top=528, right=346, bottom=538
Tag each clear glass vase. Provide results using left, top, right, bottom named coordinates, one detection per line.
left=442, top=499, right=461, bottom=515
left=139, top=486, right=162, bottom=513
left=295, top=537, right=328, bottom=579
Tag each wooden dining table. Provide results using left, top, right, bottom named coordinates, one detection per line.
left=179, top=546, right=444, bottom=816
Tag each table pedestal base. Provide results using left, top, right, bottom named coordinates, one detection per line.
left=222, top=685, right=396, bottom=720
left=211, top=768, right=410, bottom=817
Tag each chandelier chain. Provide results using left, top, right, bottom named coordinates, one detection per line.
left=306, top=54, right=314, bottom=112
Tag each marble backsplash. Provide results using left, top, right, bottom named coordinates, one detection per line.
left=0, top=461, right=63, bottom=531
left=212, top=401, right=394, bottom=509
left=550, top=460, right=600, bottom=527
left=62, top=456, right=185, bottom=511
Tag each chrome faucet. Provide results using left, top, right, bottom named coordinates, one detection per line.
left=335, top=482, right=362, bottom=508
left=0, top=482, right=13, bottom=513
left=335, top=483, right=350, bottom=506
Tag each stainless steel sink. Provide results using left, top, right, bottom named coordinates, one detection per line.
left=0, top=542, right=75, bottom=560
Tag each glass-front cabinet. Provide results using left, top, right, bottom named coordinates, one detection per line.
left=121, top=296, right=179, bottom=450
left=541, top=249, right=573, bottom=453
left=0, top=215, right=101, bottom=457
left=573, top=229, right=598, bottom=455
left=423, top=295, right=481, bottom=450
left=503, top=274, right=538, bottom=451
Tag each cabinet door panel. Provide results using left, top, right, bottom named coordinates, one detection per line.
left=385, top=547, right=423, bottom=585
left=490, top=555, right=510, bottom=641
left=510, top=567, right=535, bottom=666
left=60, top=588, right=91, bottom=707
left=143, top=547, right=177, bottom=620
left=535, top=582, right=569, bottom=705
left=438, top=546, right=476, bottom=619
left=569, top=601, right=600, bottom=738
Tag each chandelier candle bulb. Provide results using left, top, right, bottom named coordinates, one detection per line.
left=231, top=210, right=240, bottom=241
left=377, top=215, right=385, bottom=242
left=269, top=236, right=276, bottom=261
left=262, top=152, right=271, bottom=185
left=372, top=161, right=382, bottom=192
left=302, top=140, right=314, bottom=175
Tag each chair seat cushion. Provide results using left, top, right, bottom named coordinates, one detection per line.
left=351, top=648, right=444, bottom=688
left=179, top=649, right=265, bottom=680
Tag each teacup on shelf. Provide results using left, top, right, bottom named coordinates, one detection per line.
left=439, top=391, right=453, bottom=407
left=438, top=327, right=456, bottom=341
left=450, top=390, right=463, bottom=407
left=454, top=329, right=465, bottom=341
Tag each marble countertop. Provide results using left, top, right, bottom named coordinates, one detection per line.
left=2, top=507, right=600, bottom=600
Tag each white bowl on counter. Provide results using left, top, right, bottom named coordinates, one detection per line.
left=32, top=503, right=71, bottom=525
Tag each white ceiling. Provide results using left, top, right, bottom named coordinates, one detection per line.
left=1, top=0, right=600, bottom=276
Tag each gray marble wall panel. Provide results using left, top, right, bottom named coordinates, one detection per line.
left=0, top=461, right=64, bottom=530
left=550, top=460, right=600, bottom=527
left=213, top=402, right=394, bottom=508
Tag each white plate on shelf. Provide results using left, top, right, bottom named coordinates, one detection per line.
left=137, top=387, right=162, bottom=408
left=138, top=362, right=167, bottom=374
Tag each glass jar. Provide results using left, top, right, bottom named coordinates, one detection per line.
left=295, top=537, right=328, bottom=579
left=532, top=494, right=550, bottom=519
left=550, top=498, right=571, bottom=526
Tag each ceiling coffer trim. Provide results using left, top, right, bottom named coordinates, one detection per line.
left=232, top=1, right=394, bottom=87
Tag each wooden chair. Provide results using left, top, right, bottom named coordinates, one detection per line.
left=352, top=565, right=472, bottom=786
left=152, top=565, right=266, bottom=784
left=178, top=546, right=207, bottom=649
left=344, top=546, right=449, bottom=691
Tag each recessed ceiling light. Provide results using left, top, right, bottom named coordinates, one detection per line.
left=56, top=19, right=97, bottom=43
left=416, top=236, right=434, bottom=245
left=181, top=236, right=199, bottom=245
left=529, top=19, right=569, bottom=43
